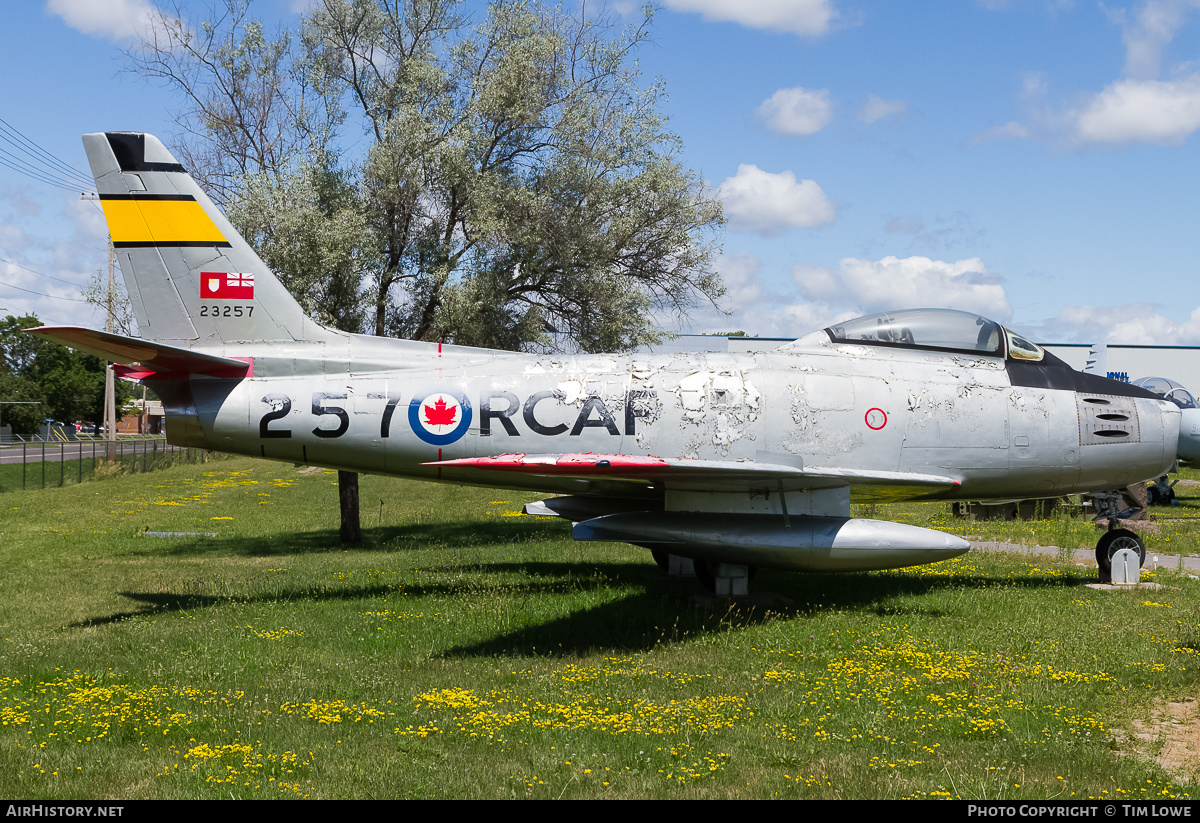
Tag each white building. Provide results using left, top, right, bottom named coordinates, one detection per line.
left=642, top=335, right=1200, bottom=393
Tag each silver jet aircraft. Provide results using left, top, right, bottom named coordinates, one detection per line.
left=29, top=133, right=1181, bottom=594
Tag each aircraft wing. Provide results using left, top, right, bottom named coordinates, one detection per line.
left=25, top=326, right=250, bottom=379
left=427, top=452, right=960, bottom=501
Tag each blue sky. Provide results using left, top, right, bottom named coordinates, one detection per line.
left=4, top=0, right=1200, bottom=345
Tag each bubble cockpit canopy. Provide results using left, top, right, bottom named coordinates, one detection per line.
left=1132, top=376, right=1198, bottom=410
left=823, top=308, right=1044, bottom=361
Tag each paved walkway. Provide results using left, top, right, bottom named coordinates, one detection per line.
left=970, top=540, right=1200, bottom=573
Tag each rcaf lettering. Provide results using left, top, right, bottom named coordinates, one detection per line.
left=624, top=390, right=654, bottom=435
left=522, top=390, right=569, bottom=436
left=491, top=389, right=656, bottom=437
left=480, top=391, right=521, bottom=436
left=571, top=394, right=620, bottom=436
left=257, top=389, right=657, bottom=440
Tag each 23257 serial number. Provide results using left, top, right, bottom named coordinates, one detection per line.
left=199, top=304, right=255, bottom=317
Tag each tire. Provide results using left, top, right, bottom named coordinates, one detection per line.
left=1096, top=528, right=1146, bottom=575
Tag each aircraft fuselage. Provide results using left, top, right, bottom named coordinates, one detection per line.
left=162, top=330, right=1178, bottom=507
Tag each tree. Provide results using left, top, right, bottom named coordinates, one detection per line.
left=0, top=315, right=45, bottom=435
left=131, top=0, right=344, bottom=205
left=0, top=315, right=136, bottom=434
left=130, top=0, right=724, bottom=347
left=226, top=162, right=371, bottom=331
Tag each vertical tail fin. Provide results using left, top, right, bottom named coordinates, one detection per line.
left=1083, top=341, right=1107, bottom=376
left=82, top=132, right=333, bottom=348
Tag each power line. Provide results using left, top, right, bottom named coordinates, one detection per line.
left=0, top=151, right=86, bottom=193
left=0, top=117, right=94, bottom=191
left=0, top=258, right=87, bottom=289
left=0, top=276, right=88, bottom=303
left=0, top=117, right=94, bottom=186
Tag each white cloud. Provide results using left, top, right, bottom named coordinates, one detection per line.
left=792, top=255, right=1013, bottom=320
left=757, top=87, right=833, bottom=136
left=858, top=95, right=907, bottom=124
left=662, top=0, right=835, bottom=37
left=687, top=299, right=849, bottom=339
left=747, top=302, right=849, bottom=337
left=680, top=253, right=1017, bottom=340
left=1043, top=303, right=1200, bottom=344
left=1119, top=0, right=1200, bottom=79
left=716, top=165, right=837, bottom=236
left=677, top=254, right=859, bottom=338
left=0, top=224, right=28, bottom=254
left=1073, top=76, right=1200, bottom=145
left=46, top=0, right=160, bottom=41
left=676, top=253, right=765, bottom=333
left=988, top=5, right=1200, bottom=147
left=0, top=184, right=41, bottom=218
left=716, top=253, right=765, bottom=307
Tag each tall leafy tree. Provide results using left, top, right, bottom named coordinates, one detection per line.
left=0, top=315, right=45, bottom=435
left=0, top=315, right=135, bottom=435
left=130, top=0, right=724, bottom=347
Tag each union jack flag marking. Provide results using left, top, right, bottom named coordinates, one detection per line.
left=201, top=271, right=255, bottom=300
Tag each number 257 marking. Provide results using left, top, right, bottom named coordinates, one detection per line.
left=259, top=392, right=362, bottom=439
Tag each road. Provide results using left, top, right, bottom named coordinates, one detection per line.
left=0, top=440, right=177, bottom=465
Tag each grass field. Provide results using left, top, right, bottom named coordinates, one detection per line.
left=1, top=456, right=1197, bottom=799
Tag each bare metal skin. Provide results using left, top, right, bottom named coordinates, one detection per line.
left=27, top=133, right=1181, bottom=586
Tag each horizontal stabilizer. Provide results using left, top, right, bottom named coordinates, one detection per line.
left=25, top=326, right=251, bottom=378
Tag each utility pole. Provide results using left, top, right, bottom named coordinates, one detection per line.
left=82, top=193, right=118, bottom=460
left=104, top=239, right=117, bottom=458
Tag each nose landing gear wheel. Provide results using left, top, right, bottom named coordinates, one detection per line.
left=1095, top=528, right=1146, bottom=577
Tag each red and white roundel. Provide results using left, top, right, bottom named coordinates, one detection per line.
left=865, top=408, right=887, bottom=430
left=408, top=390, right=473, bottom=445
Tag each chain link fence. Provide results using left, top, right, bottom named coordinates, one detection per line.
left=0, top=436, right=220, bottom=492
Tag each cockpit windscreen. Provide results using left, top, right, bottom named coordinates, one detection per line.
left=825, top=309, right=1004, bottom=356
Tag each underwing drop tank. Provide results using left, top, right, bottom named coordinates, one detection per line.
left=573, top=512, right=969, bottom=572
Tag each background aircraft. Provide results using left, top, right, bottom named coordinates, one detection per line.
left=28, top=133, right=1181, bottom=593
left=1084, top=343, right=1200, bottom=465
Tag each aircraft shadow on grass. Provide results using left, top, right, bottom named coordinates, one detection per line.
left=73, top=554, right=1089, bottom=655
left=121, top=518, right=572, bottom=558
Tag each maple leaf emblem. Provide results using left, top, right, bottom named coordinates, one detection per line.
left=423, top=397, right=458, bottom=427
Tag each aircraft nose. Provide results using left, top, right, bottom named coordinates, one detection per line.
left=1178, top=408, right=1200, bottom=462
